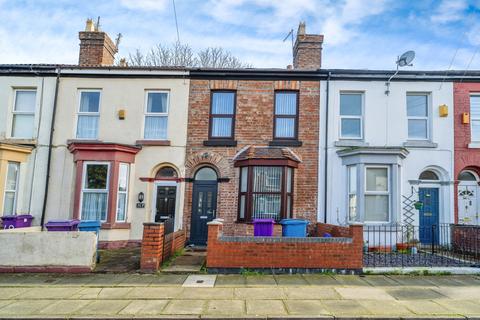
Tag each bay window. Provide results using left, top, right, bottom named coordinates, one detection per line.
left=340, top=92, right=363, bottom=139
left=3, top=162, right=20, bottom=215
left=348, top=166, right=357, bottom=221
left=81, top=162, right=109, bottom=221
left=470, top=95, right=480, bottom=142
left=274, top=91, right=298, bottom=139
left=209, top=91, right=235, bottom=139
left=407, top=93, right=429, bottom=140
left=116, top=163, right=129, bottom=221
left=12, top=90, right=36, bottom=139
left=364, top=167, right=389, bottom=223
left=238, top=165, right=294, bottom=222
left=144, top=91, right=169, bottom=140
left=76, top=90, right=101, bottom=139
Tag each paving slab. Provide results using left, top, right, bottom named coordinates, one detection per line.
left=0, top=300, right=53, bottom=315
left=87, top=273, right=131, bottom=286
left=336, top=287, right=394, bottom=300
left=387, top=287, right=447, bottom=300
left=0, top=301, right=12, bottom=309
left=37, top=299, right=92, bottom=315
left=283, top=287, right=339, bottom=300
left=179, top=288, right=234, bottom=299
left=321, top=300, right=371, bottom=317
left=435, top=299, right=480, bottom=315
left=162, top=299, right=206, bottom=315
left=387, top=275, right=435, bottom=286
left=246, top=299, right=287, bottom=316
left=126, top=287, right=184, bottom=299
left=0, top=287, right=29, bottom=299
left=423, top=276, right=474, bottom=287
left=205, top=299, right=245, bottom=316
left=274, top=275, right=309, bottom=286
left=398, top=300, right=455, bottom=315
left=150, top=274, right=188, bottom=286
left=357, top=300, right=414, bottom=316
left=284, top=300, right=329, bottom=315
left=246, top=275, right=277, bottom=286
left=97, top=287, right=134, bottom=299
left=70, top=287, right=102, bottom=299
left=183, top=275, right=216, bottom=288
left=117, top=274, right=155, bottom=286
left=332, top=275, right=370, bottom=286
left=433, top=286, right=480, bottom=300
left=362, top=275, right=399, bottom=286
left=75, top=299, right=131, bottom=315
left=53, top=274, right=97, bottom=286
left=235, top=287, right=286, bottom=299
left=119, top=300, right=169, bottom=315
left=20, top=287, right=82, bottom=299
left=302, top=275, right=339, bottom=286
left=215, top=275, right=247, bottom=287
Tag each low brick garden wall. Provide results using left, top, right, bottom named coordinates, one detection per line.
left=206, top=221, right=363, bottom=273
left=451, top=224, right=480, bottom=255
left=140, top=223, right=186, bottom=272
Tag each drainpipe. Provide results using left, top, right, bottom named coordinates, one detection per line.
left=323, top=72, right=331, bottom=223
left=40, top=67, right=61, bottom=230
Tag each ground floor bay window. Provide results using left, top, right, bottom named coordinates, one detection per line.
left=69, top=142, right=140, bottom=228
left=234, top=146, right=300, bottom=222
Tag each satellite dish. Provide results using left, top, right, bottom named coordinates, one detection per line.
left=397, top=50, right=415, bottom=67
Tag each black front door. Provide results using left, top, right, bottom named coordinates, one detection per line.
left=190, top=182, right=217, bottom=245
left=155, top=186, right=176, bottom=222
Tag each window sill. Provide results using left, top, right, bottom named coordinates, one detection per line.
left=334, top=140, right=369, bottom=147
left=403, top=141, right=438, bottom=148
left=135, top=140, right=171, bottom=146
left=1, top=138, right=38, bottom=146
left=268, top=140, right=302, bottom=147
left=468, top=142, right=480, bottom=149
left=101, top=222, right=131, bottom=230
left=203, top=140, right=237, bottom=147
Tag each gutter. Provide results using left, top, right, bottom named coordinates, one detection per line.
left=323, top=72, right=331, bottom=223
left=40, top=67, right=61, bottom=230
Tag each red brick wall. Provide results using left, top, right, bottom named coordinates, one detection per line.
left=206, top=222, right=363, bottom=270
left=451, top=224, right=480, bottom=254
left=453, top=83, right=480, bottom=222
left=78, top=31, right=117, bottom=66
left=140, top=223, right=186, bottom=272
left=184, top=79, right=320, bottom=239
left=316, top=223, right=351, bottom=237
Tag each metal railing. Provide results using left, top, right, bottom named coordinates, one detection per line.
left=363, top=224, right=480, bottom=268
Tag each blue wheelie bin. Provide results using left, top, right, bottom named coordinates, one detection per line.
left=78, top=220, right=101, bottom=262
left=279, top=219, right=309, bottom=237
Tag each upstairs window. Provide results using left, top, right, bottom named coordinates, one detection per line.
left=274, top=91, right=298, bottom=139
left=3, top=162, right=20, bottom=215
left=340, top=93, right=363, bottom=139
left=12, top=90, right=36, bottom=139
left=407, top=93, right=429, bottom=140
left=470, top=95, right=480, bottom=142
left=81, top=162, right=109, bottom=221
left=76, top=91, right=100, bottom=139
left=144, top=91, right=169, bottom=140
left=209, top=91, right=235, bottom=139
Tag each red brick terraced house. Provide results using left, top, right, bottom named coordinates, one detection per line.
left=454, top=81, right=480, bottom=225
left=183, top=24, right=323, bottom=245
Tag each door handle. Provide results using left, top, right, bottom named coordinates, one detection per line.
left=212, top=209, right=216, bottom=217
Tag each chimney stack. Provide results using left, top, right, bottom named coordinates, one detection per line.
left=78, top=19, right=118, bottom=66
left=293, top=22, right=324, bottom=70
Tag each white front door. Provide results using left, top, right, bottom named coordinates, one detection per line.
left=458, top=183, right=479, bottom=225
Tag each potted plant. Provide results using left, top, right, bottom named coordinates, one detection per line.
left=414, top=201, right=423, bottom=210
left=409, top=239, right=419, bottom=254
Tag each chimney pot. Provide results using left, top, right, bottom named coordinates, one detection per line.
left=293, top=22, right=324, bottom=70
left=85, top=19, right=95, bottom=32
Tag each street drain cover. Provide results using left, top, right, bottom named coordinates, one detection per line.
left=182, top=275, right=216, bottom=287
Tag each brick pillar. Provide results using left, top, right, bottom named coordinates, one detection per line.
left=349, top=222, right=364, bottom=268
left=140, top=223, right=165, bottom=272
left=206, top=221, right=222, bottom=268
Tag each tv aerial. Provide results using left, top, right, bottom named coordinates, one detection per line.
left=385, top=50, right=415, bottom=95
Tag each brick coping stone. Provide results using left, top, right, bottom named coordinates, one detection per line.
left=219, top=235, right=353, bottom=243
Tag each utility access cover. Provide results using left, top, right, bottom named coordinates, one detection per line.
left=182, top=275, right=217, bottom=287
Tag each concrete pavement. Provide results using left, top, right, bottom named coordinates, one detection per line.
left=0, top=273, right=479, bottom=319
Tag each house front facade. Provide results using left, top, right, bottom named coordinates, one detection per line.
left=320, top=72, right=455, bottom=240
left=0, top=65, right=58, bottom=226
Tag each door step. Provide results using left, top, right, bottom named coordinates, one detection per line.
left=162, top=251, right=206, bottom=274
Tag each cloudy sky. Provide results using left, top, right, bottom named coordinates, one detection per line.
left=1, top=0, right=480, bottom=70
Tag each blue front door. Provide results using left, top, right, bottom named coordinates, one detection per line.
left=419, top=188, right=439, bottom=244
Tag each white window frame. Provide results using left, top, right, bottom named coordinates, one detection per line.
left=470, top=94, right=480, bottom=142
left=339, top=92, right=364, bottom=140
left=116, top=163, right=129, bottom=222
left=347, top=165, right=357, bottom=222
left=406, top=92, right=430, bottom=141
left=364, top=165, right=390, bottom=224
left=80, top=161, right=110, bottom=222
left=143, top=90, right=170, bottom=140
left=11, top=89, right=37, bottom=139
left=2, top=162, right=20, bottom=216
left=76, top=89, right=101, bottom=139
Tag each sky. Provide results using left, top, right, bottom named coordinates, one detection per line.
left=1, top=0, right=480, bottom=70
